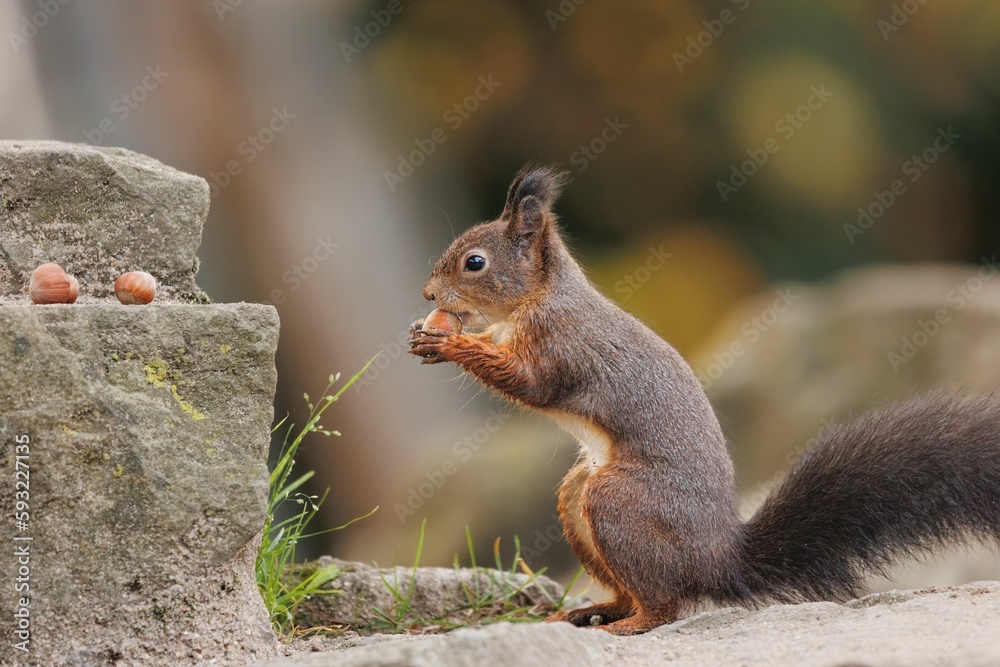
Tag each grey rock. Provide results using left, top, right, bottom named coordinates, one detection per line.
left=0, top=140, right=209, bottom=303
left=0, top=303, right=280, bottom=666
left=259, top=582, right=1000, bottom=667
left=291, top=557, right=564, bottom=633
left=268, top=622, right=601, bottom=667
left=693, top=263, right=1000, bottom=488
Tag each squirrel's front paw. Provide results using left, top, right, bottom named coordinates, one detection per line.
left=408, top=328, right=455, bottom=364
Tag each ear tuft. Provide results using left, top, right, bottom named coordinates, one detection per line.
left=501, top=164, right=567, bottom=221
left=502, top=164, right=567, bottom=245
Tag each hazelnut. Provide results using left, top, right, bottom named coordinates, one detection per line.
left=115, top=271, right=157, bottom=305
left=422, top=308, right=463, bottom=334
left=29, top=263, right=79, bottom=304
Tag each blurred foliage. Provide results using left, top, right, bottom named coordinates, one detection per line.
left=356, top=0, right=999, bottom=353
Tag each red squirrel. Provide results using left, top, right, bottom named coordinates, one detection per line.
left=407, top=166, right=1000, bottom=635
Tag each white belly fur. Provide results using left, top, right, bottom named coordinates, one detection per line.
left=485, top=319, right=611, bottom=467
left=549, top=411, right=613, bottom=468
left=487, top=320, right=516, bottom=346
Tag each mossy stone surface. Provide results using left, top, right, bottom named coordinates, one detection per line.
left=0, top=303, right=280, bottom=665
left=0, top=141, right=209, bottom=303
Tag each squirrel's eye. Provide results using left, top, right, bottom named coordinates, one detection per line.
left=464, top=255, right=486, bottom=272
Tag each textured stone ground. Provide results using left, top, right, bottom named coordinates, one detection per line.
left=256, top=582, right=1000, bottom=667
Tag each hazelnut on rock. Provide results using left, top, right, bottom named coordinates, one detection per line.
left=115, top=271, right=157, bottom=305
left=29, top=263, right=79, bottom=304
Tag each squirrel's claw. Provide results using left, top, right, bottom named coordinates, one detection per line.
left=407, top=324, right=450, bottom=343
left=408, top=328, right=455, bottom=363
left=414, top=327, right=452, bottom=338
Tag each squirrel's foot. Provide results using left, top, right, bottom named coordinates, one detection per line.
left=408, top=327, right=455, bottom=364
left=546, top=601, right=634, bottom=627
left=591, top=608, right=676, bottom=636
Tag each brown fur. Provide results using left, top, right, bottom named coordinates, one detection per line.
left=410, top=166, right=740, bottom=634
left=408, top=166, right=1000, bottom=635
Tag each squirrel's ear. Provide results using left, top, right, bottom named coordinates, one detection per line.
left=502, top=165, right=565, bottom=247
left=502, top=166, right=565, bottom=219
left=506, top=195, right=546, bottom=247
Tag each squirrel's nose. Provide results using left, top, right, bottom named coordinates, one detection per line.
left=422, top=284, right=435, bottom=301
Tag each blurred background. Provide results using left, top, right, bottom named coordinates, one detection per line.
left=3, top=1, right=999, bottom=597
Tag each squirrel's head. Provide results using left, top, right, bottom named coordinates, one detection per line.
left=422, top=166, right=568, bottom=327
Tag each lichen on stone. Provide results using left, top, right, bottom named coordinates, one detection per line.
left=144, top=358, right=169, bottom=387
left=170, top=383, right=206, bottom=420
left=145, top=357, right=206, bottom=420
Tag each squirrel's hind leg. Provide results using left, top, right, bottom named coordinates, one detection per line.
left=557, top=464, right=634, bottom=595
left=547, top=463, right=636, bottom=626
left=581, top=465, right=701, bottom=634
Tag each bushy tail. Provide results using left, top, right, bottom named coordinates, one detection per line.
left=718, top=394, right=1000, bottom=605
